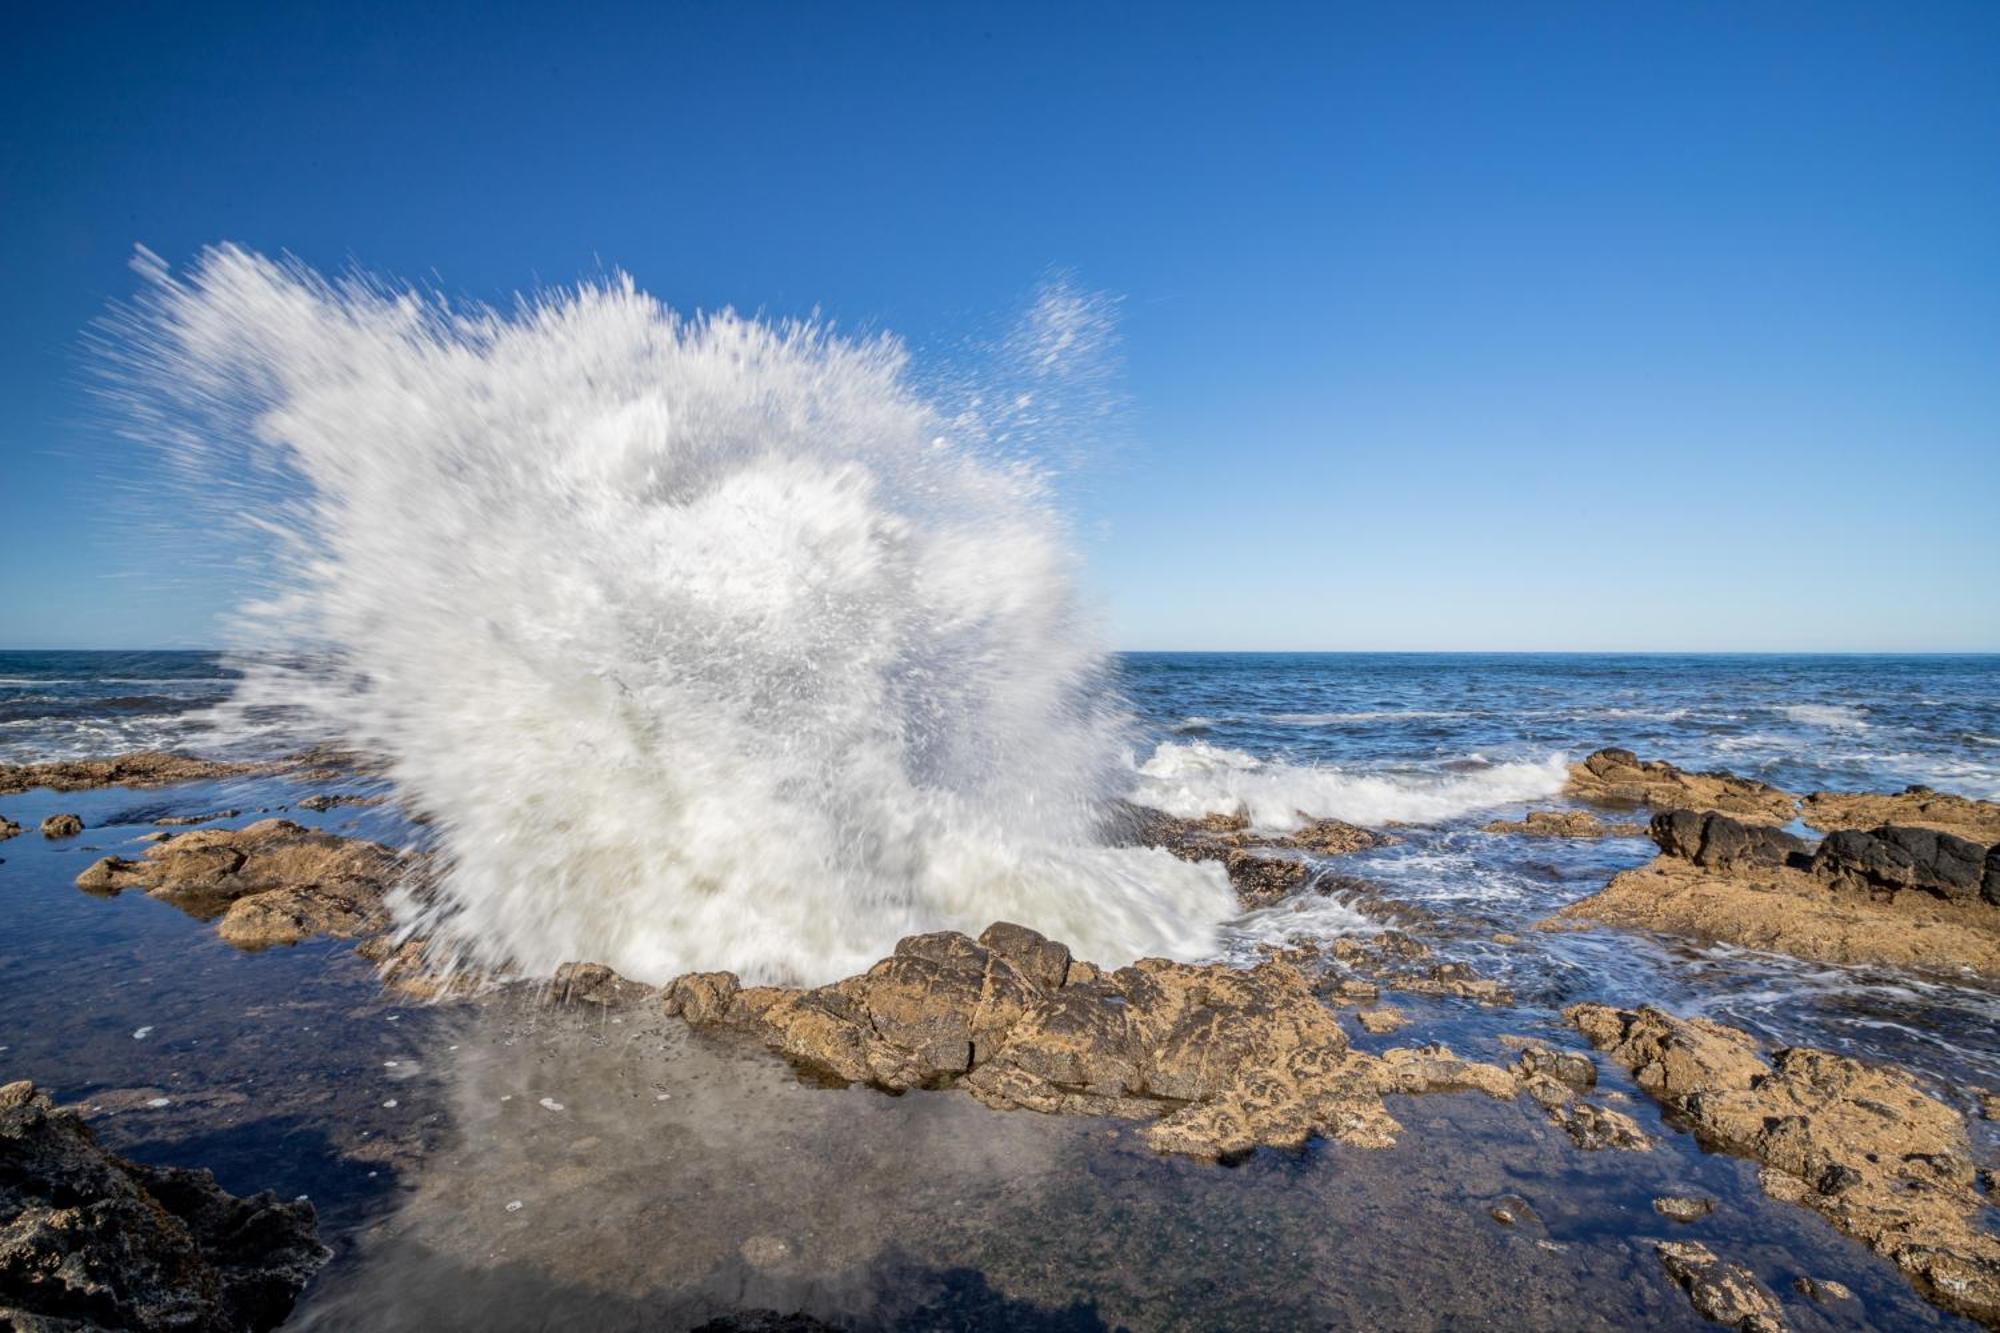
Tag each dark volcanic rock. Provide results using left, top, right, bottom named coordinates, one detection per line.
left=0, top=1079, right=328, bottom=1331
left=1810, top=824, right=1991, bottom=902
left=1650, top=809, right=1807, bottom=873
left=1105, top=801, right=1388, bottom=907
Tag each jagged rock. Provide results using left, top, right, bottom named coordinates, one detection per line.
left=1566, top=749, right=1797, bottom=823
left=1655, top=1240, right=1787, bottom=1331
left=0, top=1080, right=328, bottom=1330
left=75, top=818, right=398, bottom=948
left=296, top=792, right=385, bottom=813
left=1481, top=809, right=1646, bottom=838
left=1804, top=786, right=2000, bottom=845
left=1650, top=810, right=1807, bottom=873
left=1550, top=817, right=2000, bottom=976
left=1810, top=825, right=1991, bottom=903
left=665, top=923, right=1577, bottom=1162
left=1108, top=802, right=1388, bottom=907
left=1654, top=1195, right=1717, bottom=1223
left=0, top=751, right=267, bottom=797
left=39, top=814, right=83, bottom=839
left=354, top=935, right=485, bottom=1000
left=1570, top=1003, right=2000, bottom=1326
left=1511, top=1042, right=1597, bottom=1091
left=0, top=815, right=19, bottom=841
left=154, top=810, right=243, bottom=827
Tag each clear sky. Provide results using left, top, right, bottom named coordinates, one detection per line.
left=3, top=1, right=1997, bottom=651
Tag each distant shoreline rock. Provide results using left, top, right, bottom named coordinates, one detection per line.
left=1564, top=748, right=1798, bottom=823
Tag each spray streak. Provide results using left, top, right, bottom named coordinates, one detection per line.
left=116, top=245, right=1233, bottom=984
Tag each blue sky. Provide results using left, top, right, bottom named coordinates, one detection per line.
left=3, top=1, right=1996, bottom=651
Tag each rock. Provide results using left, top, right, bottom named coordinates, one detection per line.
left=1570, top=1003, right=2000, bottom=1326
left=1355, top=1006, right=1407, bottom=1035
left=1108, top=802, right=1388, bottom=907
left=1793, top=1276, right=1853, bottom=1303
left=1511, top=1043, right=1597, bottom=1091
left=74, top=818, right=399, bottom=948
left=39, top=813, right=83, bottom=839
left=1810, top=825, right=1991, bottom=902
left=1803, top=786, right=2000, bottom=846
left=548, top=961, right=654, bottom=1007
left=0, top=751, right=267, bottom=797
left=1566, top=749, right=1797, bottom=823
left=1655, top=1240, right=1787, bottom=1331
left=0, top=1080, right=328, bottom=1330
left=296, top=792, right=386, bottom=813
left=666, top=923, right=1552, bottom=1162
left=1481, top=809, right=1646, bottom=838
left=1649, top=810, right=1807, bottom=873
left=0, top=815, right=18, bottom=841
left=1654, top=1195, right=1717, bottom=1223
left=1550, top=836, right=2000, bottom=977
left=155, top=809, right=243, bottom=827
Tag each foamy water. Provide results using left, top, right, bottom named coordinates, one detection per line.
left=114, top=247, right=1233, bottom=984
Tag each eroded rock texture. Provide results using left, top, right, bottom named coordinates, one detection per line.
left=0, top=1080, right=328, bottom=1331
left=1568, top=1003, right=2000, bottom=1326
left=1802, top=786, right=2000, bottom=846
left=75, top=818, right=399, bottom=949
left=1552, top=811, right=2000, bottom=976
left=1565, top=749, right=1798, bottom=823
left=665, top=923, right=1639, bottom=1161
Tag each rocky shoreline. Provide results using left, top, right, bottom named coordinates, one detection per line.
left=4, top=746, right=2000, bottom=1328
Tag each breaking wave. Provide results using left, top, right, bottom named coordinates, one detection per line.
left=113, top=245, right=1235, bottom=984
left=1128, top=740, right=1569, bottom=830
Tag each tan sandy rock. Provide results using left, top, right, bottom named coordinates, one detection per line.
left=1655, top=1239, right=1787, bottom=1332
left=1569, top=1002, right=2000, bottom=1326
left=1803, top=786, right=2000, bottom=845
left=1481, top=809, right=1647, bottom=838
left=1566, top=748, right=1797, bottom=822
left=75, top=818, right=399, bottom=948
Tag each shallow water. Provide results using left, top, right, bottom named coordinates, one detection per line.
left=2, top=651, right=1997, bottom=1328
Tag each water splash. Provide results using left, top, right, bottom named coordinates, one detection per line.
left=113, top=245, right=1232, bottom=984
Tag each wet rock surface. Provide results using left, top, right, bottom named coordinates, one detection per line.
left=1553, top=810, right=2000, bottom=976
left=0, top=814, right=19, bottom=841
left=38, top=813, right=83, bottom=839
left=1481, top=809, right=1648, bottom=838
left=1653, top=1239, right=1787, bottom=1332
left=74, top=818, right=400, bottom=949
left=0, top=752, right=268, bottom=797
left=665, top=923, right=1642, bottom=1163
left=0, top=1079, right=328, bottom=1331
left=1109, top=802, right=1387, bottom=907
left=1565, top=749, right=1798, bottom=823
left=1569, top=1002, right=2000, bottom=1326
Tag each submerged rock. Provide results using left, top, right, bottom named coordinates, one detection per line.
left=1653, top=1195, right=1717, bottom=1223
left=1565, top=749, right=1798, bottom=823
left=1551, top=811, right=2000, bottom=976
left=1569, top=1003, right=2000, bottom=1326
left=1803, top=785, right=2000, bottom=846
left=1654, top=1240, right=1787, bottom=1332
left=39, top=813, right=83, bottom=839
left=0, top=1079, right=328, bottom=1330
left=1480, top=809, right=1647, bottom=838
left=75, top=818, right=399, bottom=949
left=664, top=922, right=1634, bottom=1163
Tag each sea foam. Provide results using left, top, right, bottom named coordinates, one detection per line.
left=114, top=246, right=1233, bottom=985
